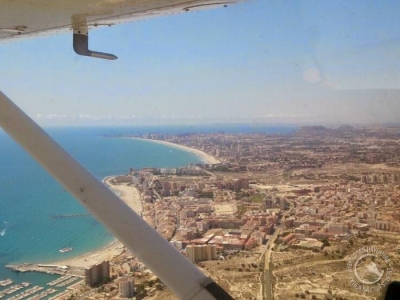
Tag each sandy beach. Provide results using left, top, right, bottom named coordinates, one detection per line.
left=131, top=137, right=221, bottom=165
left=44, top=137, right=218, bottom=269
left=105, top=177, right=143, bottom=216
left=49, top=179, right=142, bottom=268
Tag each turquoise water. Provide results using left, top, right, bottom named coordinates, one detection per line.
left=0, top=127, right=204, bottom=286
left=0, top=125, right=295, bottom=286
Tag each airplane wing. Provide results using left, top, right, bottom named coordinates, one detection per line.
left=0, top=0, right=237, bottom=59
left=0, top=0, right=235, bottom=39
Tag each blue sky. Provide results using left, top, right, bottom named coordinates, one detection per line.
left=1, top=0, right=400, bottom=126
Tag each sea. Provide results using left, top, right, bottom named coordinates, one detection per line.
left=0, top=125, right=295, bottom=289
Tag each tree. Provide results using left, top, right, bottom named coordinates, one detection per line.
left=322, top=238, right=330, bottom=247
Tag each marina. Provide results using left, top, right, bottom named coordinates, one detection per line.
left=27, top=289, right=57, bottom=300
left=8, top=286, right=43, bottom=300
left=0, top=282, right=30, bottom=298
left=0, top=276, right=81, bottom=300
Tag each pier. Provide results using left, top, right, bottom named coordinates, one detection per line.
left=0, top=279, right=13, bottom=287
left=47, top=275, right=79, bottom=287
left=6, top=263, right=86, bottom=279
left=49, top=213, right=90, bottom=219
left=6, top=264, right=69, bottom=276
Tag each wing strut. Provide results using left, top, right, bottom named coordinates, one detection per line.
left=0, top=91, right=233, bottom=300
left=73, top=25, right=117, bottom=60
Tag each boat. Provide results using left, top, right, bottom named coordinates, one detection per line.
left=59, top=247, right=73, bottom=253
left=0, top=222, right=8, bottom=236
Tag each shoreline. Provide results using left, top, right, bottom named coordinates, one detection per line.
left=10, top=137, right=217, bottom=272
left=35, top=178, right=143, bottom=269
left=129, top=137, right=221, bottom=165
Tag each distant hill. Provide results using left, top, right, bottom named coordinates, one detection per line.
left=296, top=126, right=330, bottom=135
left=337, top=125, right=355, bottom=131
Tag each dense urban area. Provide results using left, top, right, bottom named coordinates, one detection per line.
left=6, top=125, right=400, bottom=300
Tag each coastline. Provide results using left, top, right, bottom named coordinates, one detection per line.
left=129, top=137, right=221, bottom=165
left=43, top=178, right=143, bottom=269
left=10, top=137, right=217, bottom=272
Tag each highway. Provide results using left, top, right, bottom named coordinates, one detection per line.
left=262, top=228, right=280, bottom=300
left=262, top=202, right=294, bottom=300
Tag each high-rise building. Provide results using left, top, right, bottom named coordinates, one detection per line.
left=393, top=174, right=398, bottom=182
left=217, top=182, right=224, bottom=190
left=239, top=178, right=249, bottom=190
left=361, top=175, right=367, bottom=183
left=197, top=181, right=205, bottom=191
left=328, top=223, right=349, bottom=234
left=381, top=174, right=388, bottom=183
left=186, top=244, right=217, bottom=262
left=84, top=261, right=110, bottom=287
left=280, top=198, right=287, bottom=210
left=119, top=277, right=135, bottom=298
left=162, top=181, right=171, bottom=196
left=186, top=245, right=196, bottom=262
left=371, top=174, right=378, bottom=183
left=209, top=244, right=217, bottom=260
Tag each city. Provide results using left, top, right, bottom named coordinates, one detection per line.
left=6, top=125, right=400, bottom=300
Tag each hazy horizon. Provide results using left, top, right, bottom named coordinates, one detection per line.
left=2, top=120, right=399, bottom=130
left=2, top=1, right=400, bottom=126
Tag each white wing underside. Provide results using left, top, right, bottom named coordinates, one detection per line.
left=0, top=0, right=236, bottom=41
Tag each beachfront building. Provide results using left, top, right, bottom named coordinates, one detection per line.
left=84, top=261, right=110, bottom=287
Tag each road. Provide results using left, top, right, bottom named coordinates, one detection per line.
left=263, top=228, right=280, bottom=300
left=262, top=203, right=294, bottom=300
